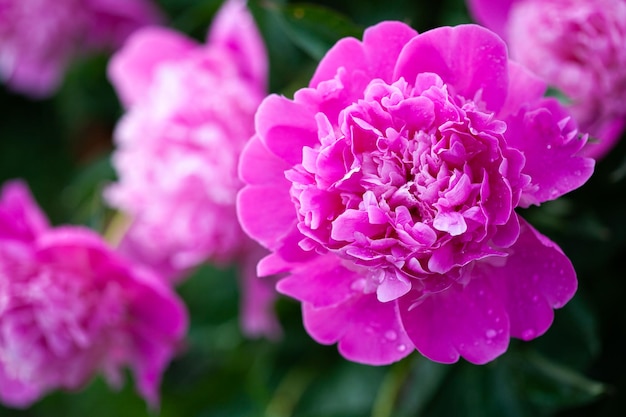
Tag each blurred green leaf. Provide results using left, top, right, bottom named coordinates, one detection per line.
left=264, top=2, right=362, bottom=61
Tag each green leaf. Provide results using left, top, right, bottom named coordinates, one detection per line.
left=266, top=2, right=362, bottom=61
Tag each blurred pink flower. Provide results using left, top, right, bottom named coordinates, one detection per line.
left=238, top=22, right=594, bottom=365
left=0, top=0, right=162, bottom=97
left=106, top=0, right=280, bottom=339
left=0, top=180, right=187, bottom=408
left=466, top=0, right=626, bottom=159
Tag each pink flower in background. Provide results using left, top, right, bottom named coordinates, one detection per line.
left=466, top=0, right=626, bottom=159
left=106, top=0, right=280, bottom=339
left=0, top=0, right=162, bottom=97
left=0, top=180, right=187, bottom=408
left=238, top=22, right=594, bottom=365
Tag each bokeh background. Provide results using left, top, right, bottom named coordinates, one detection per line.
left=1, top=0, right=625, bottom=416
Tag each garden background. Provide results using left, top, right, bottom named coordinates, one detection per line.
left=0, top=0, right=625, bottom=416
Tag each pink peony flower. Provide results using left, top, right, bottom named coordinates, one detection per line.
left=106, top=0, right=280, bottom=339
left=466, top=0, right=626, bottom=159
left=0, top=0, right=162, bottom=97
left=0, top=180, right=187, bottom=408
left=237, top=22, right=595, bottom=365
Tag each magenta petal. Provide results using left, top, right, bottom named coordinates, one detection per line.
left=126, top=269, right=187, bottom=407
left=256, top=94, right=319, bottom=165
left=399, top=278, right=510, bottom=364
left=303, top=295, right=414, bottom=365
left=237, top=185, right=296, bottom=249
left=238, top=247, right=282, bottom=340
left=207, top=0, right=267, bottom=90
left=239, top=135, right=291, bottom=186
left=487, top=219, right=577, bottom=340
left=108, top=27, right=197, bottom=107
left=310, top=37, right=367, bottom=89
left=0, top=370, right=41, bottom=409
left=505, top=98, right=595, bottom=206
left=277, top=254, right=356, bottom=308
left=395, top=24, right=509, bottom=113
left=361, top=21, right=418, bottom=82
left=498, top=61, right=546, bottom=120
left=465, top=0, right=516, bottom=40
left=0, top=180, right=50, bottom=242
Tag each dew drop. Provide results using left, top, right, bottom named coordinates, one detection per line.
left=397, top=344, right=407, bottom=352
left=384, top=330, right=397, bottom=341
left=547, top=144, right=552, bottom=150
left=486, top=329, right=497, bottom=338
left=522, top=329, right=536, bottom=340
left=487, top=308, right=493, bottom=316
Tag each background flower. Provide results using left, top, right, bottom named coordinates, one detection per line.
left=0, top=180, right=187, bottom=408
left=0, top=0, right=162, bottom=97
left=466, top=0, right=626, bottom=159
left=238, top=21, right=594, bottom=365
left=105, top=0, right=280, bottom=339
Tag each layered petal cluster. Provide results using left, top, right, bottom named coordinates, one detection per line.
left=238, top=22, right=594, bottom=365
left=106, top=0, right=280, bottom=338
left=0, top=0, right=162, bottom=97
left=467, top=0, right=626, bottom=159
left=0, top=181, right=187, bottom=408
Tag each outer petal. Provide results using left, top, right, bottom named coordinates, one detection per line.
left=0, top=180, right=50, bottom=243
left=255, top=94, right=319, bottom=165
left=238, top=245, right=282, bottom=339
left=505, top=98, right=595, bottom=206
left=582, top=116, right=626, bottom=159
left=125, top=267, right=187, bottom=407
left=303, top=295, right=414, bottom=365
left=465, top=0, right=516, bottom=40
left=309, top=37, right=367, bottom=89
left=238, top=134, right=291, bottom=186
left=486, top=219, right=577, bottom=340
left=398, top=275, right=510, bottom=364
left=86, top=0, right=164, bottom=48
left=0, top=370, right=41, bottom=409
left=362, top=21, right=419, bottom=83
left=107, top=27, right=197, bottom=107
left=208, top=0, right=267, bottom=90
left=276, top=254, right=357, bottom=308
left=237, top=185, right=296, bottom=250
left=498, top=61, right=546, bottom=120
left=395, top=24, right=509, bottom=113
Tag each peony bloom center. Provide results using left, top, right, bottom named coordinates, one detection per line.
left=287, top=73, right=528, bottom=302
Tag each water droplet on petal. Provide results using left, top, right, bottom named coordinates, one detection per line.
left=522, top=329, right=536, bottom=340
left=384, top=330, right=397, bottom=341
left=486, top=329, right=497, bottom=338
left=397, top=344, right=407, bottom=352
